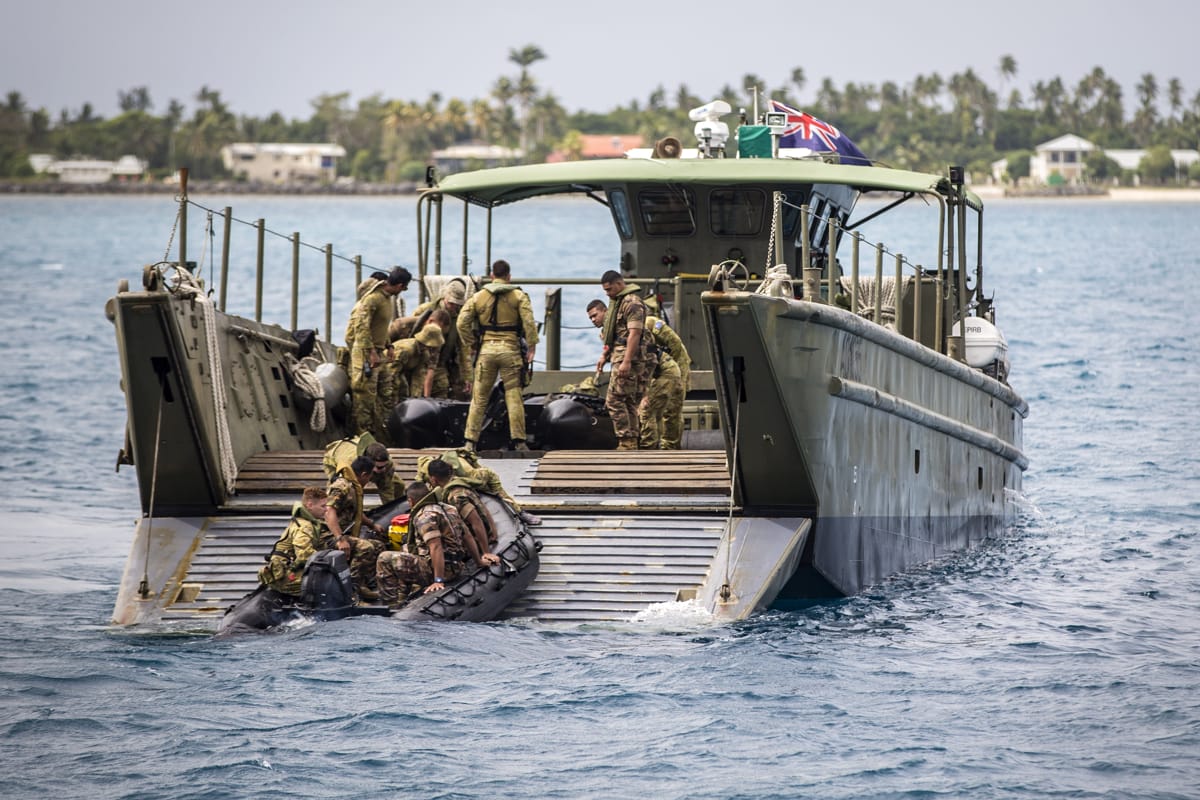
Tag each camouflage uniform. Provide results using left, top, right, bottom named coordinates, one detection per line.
left=639, top=351, right=684, bottom=450
left=415, top=449, right=527, bottom=516
left=327, top=470, right=385, bottom=596
left=346, top=281, right=395, bottom=441
left=389, top=336, right=439, bottom=401
left=639, top=316, right=689, bottom=450
left=603, top=289, right=652, bottom=448
left=457, top=280, right=539, bottom=445
left=375, top=501, right=470, bottom=606
left=322, top=435, right=404, bottom=504
left=413, top=298, right=470, bottom=400
left=257, top=501, right=332, bottom=595
left=440, top=480, right=499, bottom=549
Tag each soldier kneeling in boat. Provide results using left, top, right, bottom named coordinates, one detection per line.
left=424, top=458, right=501, bottom=567
left=326, top=455, right=389, bottom=601
left=376, top=482, right=471, bottom=606
left=258, top=486, right=333, bottom=597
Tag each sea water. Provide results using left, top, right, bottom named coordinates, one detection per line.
left=0, top=194, right=1197, bottom=799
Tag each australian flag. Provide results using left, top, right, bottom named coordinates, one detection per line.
left=769, top=100, right=870, bottom=165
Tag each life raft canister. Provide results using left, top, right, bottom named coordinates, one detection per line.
left=389, top=513, right=411, bottom=550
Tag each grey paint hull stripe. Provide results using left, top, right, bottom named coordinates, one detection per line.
left=829, top=376, right=1029, bottom=469
left=759, top=296, right=1029, bottom=417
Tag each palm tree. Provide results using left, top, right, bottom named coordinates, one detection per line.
left=509, top=44, right=546, bottom=158
left=997, top=55, right=1017, bottom=104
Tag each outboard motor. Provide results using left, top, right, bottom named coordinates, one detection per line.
left=536, top=394, right=617, bottom=450
left=299, top=550, right=357, bottom=621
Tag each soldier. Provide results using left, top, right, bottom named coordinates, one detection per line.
left=456, top=259, right=538, bottom=451
left=412, top=280, right=471, bottom=399
left=415, top=447, right=542, bottom=526
left=257, top=486, right=332, bottom=596
left=346, top=266, right=410, bottom=441
left=375, top=482, right=471, bottom=606
left=325, top=454, right=388, bottom=600
left=639, top=315, right=690, bottom=450
left=321, top=434, right=404, bottom=505
left=597, top=270, right=652, bottom=450
left=389, top=323, right=444, bottom=401
left=425, top=458, right=501, bottom=566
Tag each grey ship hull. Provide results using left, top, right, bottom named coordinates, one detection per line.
left=703, top=288, right=1027, bottom=597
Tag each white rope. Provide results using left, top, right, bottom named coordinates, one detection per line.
left=755, top=264, right=794, bottom=297
left=286, top=354, right=328, bottom=432
left=167, top=264, right=240, bottom=491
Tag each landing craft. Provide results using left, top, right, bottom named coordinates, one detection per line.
left=108, top=96, right=1026, bottom=627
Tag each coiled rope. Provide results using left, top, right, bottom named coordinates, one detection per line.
left=284, top=354, right=328, bottom=432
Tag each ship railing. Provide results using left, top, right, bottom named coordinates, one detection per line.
left=168, top=168, right=383, bottom=344
left=787, top=196, right=979, bottom=361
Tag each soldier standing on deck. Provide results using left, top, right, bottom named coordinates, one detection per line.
left=639, top=315, right=689, bottom=450
left=346, top=266, right=410, bottom=441
left=597, top=270, right=652, bottom=450
left=456, top=259, right=538, bottom=452
left=412, top=280, right=471, bottom=399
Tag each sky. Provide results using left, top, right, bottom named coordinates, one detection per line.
left=2, top=0, right=1196, bottom=121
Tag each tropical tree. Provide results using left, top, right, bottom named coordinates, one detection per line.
left=509, top=44, right=546, bottom=157
left=1139, top=144, right=1175, bottom=184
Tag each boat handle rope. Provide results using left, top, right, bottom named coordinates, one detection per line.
left=137, top=371, right=168, bottom=599
left=720, top=363, right=745, bottom=603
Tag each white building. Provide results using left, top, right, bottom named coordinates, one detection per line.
left=1028, top=135, right=1199, bottom=185
left=1029, top=134, right=1095, bottom=184
left=33, top=154, right=146, bottom=184
left=220, top=143, right=346, bottom=183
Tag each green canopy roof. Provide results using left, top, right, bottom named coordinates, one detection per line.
left=430, top=158, right=982, bottom=210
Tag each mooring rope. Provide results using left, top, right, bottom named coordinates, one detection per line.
left=285, top=354, right=328, bottom=432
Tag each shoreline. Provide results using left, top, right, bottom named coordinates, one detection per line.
left=971, top=185, right=1200, bottom=202
left=4, top=180, right=1199, bottom=202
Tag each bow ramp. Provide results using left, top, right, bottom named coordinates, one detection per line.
left=114, top=450, right=811, bottom=627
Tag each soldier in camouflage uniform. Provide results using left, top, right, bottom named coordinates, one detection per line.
left=376, top=482, right=471, bottom=606
left=457, top=259, right=539, bottom=451
left=257, top=487, right=332, bottom=596
left=389, top=323, right=443, bottom=401
left=638, top=315, right=690, bottom=450
left=322, top=434, right=405, bottom=505
left=598, top=270, right=652, bottom=450
left=415, top=448, right=541, bottom=526
left=325, top=455, right=388, bottom=600
left=426, top=458, right=501, bottom=565
left=412, top=281, right=471, bottom=399
left=346, top=266, right=410, bottom=441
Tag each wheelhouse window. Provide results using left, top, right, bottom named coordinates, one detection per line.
left=710, top=188, right=766, bottom=236
left=638, top=188, right=696, bottom=236
left=609, top=189, right=634, bottom=240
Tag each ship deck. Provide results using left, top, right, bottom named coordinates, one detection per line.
left=163, top=449, right=740, bottom=625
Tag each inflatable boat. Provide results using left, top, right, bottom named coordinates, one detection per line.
left=216, top=494, right=540, bottom=634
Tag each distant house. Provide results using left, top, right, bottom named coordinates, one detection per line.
left=220, top=143, right=346, bottom=183
left=546, top=134, right=645, bottom=162
left=430, top=143, right=523, bottom=174
left=1029, top=134, right=1095, bottom=184
left=33, top=154, right=146, bottom=184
